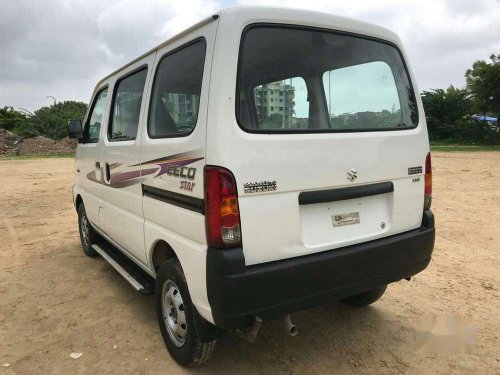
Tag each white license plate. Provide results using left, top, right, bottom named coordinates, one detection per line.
left=332, top=212, right=360, bottom=227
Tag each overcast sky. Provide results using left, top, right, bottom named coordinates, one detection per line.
left=1, top=0, right=499, bottom=111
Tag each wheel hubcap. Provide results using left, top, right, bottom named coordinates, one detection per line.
left=81, top=214, right=89, bottom=246
left=161, top=280, right=187, bottom=347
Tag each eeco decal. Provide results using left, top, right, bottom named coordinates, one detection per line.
left=87, top=150, right=204, bottom=189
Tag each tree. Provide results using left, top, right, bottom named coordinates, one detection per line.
left=421, top=86, right=473, bottom=140
left=14, top=101, right=87, bottom=139
left=0, top=107, right=28, bottom=131
left=260, top=113, right=283, bottom=129
left=466, top=54, right=500, bottom=123
left=421, top=85, right=499, bottom=144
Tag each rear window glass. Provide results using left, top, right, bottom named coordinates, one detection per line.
left=237, top=26, right=418, bottom=133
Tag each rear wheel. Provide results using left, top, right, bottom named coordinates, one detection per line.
left=77, top=204, right=98, bottom=257
left=341, top=285, right=387, bottom=307
left=156, top=258, right=216, bottom=366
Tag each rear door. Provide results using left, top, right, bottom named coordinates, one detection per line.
left=209, top=24, right=429, bottom=265
left=99, top=54, right=154, bottom=265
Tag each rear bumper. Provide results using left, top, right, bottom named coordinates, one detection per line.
left=207, top=210, right=435, bottom=330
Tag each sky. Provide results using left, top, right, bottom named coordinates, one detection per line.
left=1, top=0, right=499, bottom=111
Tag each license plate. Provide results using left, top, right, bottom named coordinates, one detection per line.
left=332, top=212, right=360, bottom=227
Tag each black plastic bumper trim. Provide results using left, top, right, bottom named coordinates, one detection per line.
left=299, top=182, right=394, bottom=205
left=207, top=210, right=435, bottom=329
left=142, top=184, right=204, bottom=214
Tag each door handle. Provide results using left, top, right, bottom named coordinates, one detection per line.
left=104, top=163, right=111, bottom=184
left=95, top=162, right=102, bottom=182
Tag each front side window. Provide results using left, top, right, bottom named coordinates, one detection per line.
left=237, top=26, right=418, bottom=132
left=148, top=39, right=206, bottom=138
left=85, top=88, right=107, bottom=143
left=109, top=69, right=147, bottom=141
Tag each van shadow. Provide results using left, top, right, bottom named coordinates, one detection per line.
left=94, top=261, right=412, bottom=373
left=199, top=301, right=412, bottom=374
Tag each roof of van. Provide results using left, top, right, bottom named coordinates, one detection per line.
left=219, top=6, right=398, bottom=40
left=96, top=6, right=399, bottom=87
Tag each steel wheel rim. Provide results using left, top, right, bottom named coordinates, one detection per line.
left=81, top=214, right=90, bottom=246
left=161, top=280, right=187, bottom=347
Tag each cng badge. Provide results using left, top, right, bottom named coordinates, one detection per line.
left=332, top=212, right=360, bottom=227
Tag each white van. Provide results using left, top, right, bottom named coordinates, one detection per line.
left=69, top=6, right=435, bottom=366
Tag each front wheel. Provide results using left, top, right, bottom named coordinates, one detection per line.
left=156, top=258, right=216, bottom=366
left=340, top=285, right=387, bottom=307
left=77, top=204, right=98, bottom=257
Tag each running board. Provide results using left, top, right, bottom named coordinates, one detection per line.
left=91, top=242, right=155, bottom=295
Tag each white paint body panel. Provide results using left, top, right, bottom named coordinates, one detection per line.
left=73, top=6, right=430, bottom=325
left=99, top=53, right=156, bottom=265
left=74, top=79, right=112, bottom=227
left=207, top=7, right=429, bottom=265
left=139, top=21, right=217, bottom=322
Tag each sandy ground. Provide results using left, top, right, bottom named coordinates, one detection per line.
left=0, top=153, right=499, bottom=374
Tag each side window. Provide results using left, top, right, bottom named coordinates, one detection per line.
left=252, top=77, right=309, bottom=129
left=109, top=69, right=147, bottom=141
left=148, top=39, right=206, bottom=138
left=85, top=88, right=108, bottom=143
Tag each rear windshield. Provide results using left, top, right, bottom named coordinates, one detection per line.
left=237, top=26, right=418, bottom=133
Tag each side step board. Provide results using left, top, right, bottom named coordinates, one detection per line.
left=91, top=241, right=155, bottom=295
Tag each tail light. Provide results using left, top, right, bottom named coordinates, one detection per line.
left=424, top=152, right=432, bottom=210
left=204, top=166, right=242, bottom=249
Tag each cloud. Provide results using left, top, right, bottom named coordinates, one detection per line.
left=0, top=0, right=498, bottom=110
left=0, top=0, right=221, bottom=110
left=236, top=0, right=500, bottom=92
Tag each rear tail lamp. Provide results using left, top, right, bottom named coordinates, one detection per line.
left=204, top=166, right=242, bottom=249
left=424, top=152, right=432, bottom=210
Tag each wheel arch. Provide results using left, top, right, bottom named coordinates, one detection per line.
left=75, top=194, right=83, bottom=211
left=150, top=240, right=178, bottom=274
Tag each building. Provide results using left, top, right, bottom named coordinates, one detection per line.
left=165, top=93, right=200, bottom=127
left=254, top=81, right=296, bottom=127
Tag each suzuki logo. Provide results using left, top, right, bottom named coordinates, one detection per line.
left=347, top=168, right=358, bottom=182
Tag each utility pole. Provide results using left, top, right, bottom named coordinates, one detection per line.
left=282, top=81, right=286, bottom=128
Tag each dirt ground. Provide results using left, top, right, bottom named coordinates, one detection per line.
left=0, top=153, right=499, bottom=374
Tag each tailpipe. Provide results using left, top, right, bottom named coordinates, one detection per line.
left=283, top=315, right=298, bottom=336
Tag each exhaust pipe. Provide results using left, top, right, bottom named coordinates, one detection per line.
left=238, top=316, right=262, bottom=343
left=283, top=315, right=298, bottom=336
left=247, top=316, right=262, bottom=343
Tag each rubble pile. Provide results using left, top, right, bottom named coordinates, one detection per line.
left=0, top=129, right=76, bottom=155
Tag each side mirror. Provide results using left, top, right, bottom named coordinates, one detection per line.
left=68, top=119, right=83, bottom=139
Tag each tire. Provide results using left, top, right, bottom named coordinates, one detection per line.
left=156, top=258, right=216, bottom=367
left=340, top=285, right=387, bottom=307
left=77, top=203, right=98, bottom=257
